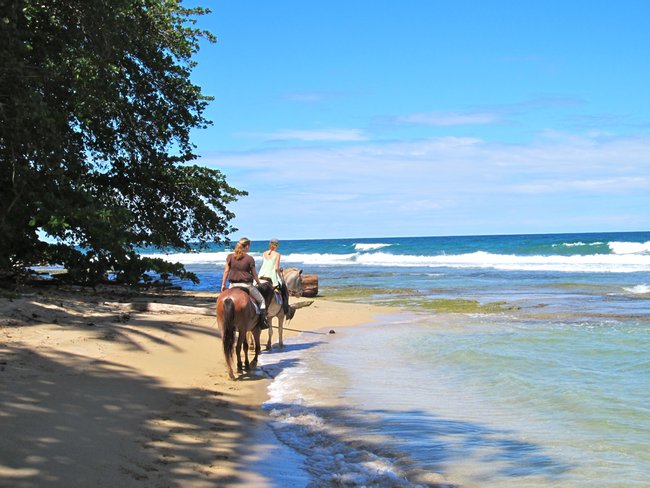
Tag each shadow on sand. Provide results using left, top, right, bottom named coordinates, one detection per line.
left=1, top=288, right=570, bottom=487
left=0, top=286, right=331, bottom=487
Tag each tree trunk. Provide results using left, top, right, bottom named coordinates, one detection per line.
left=301, top=274, right=318, bottom=297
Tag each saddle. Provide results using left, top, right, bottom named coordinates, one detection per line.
left=230, top=285, right=261, bottom=314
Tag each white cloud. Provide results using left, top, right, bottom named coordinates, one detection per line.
left=512, top=176, right=649, bottom=194
left=281, top=91, right=343, bottom=102
left=201, top=133, right=650, bottom=238
left=245, top=129, right=368, bottom=142
left=394, top=111, right=500, bottom=126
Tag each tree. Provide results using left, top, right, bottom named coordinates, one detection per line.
left=0, top=0, right=245, bottom=285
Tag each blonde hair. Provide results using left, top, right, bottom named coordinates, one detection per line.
left=233, top=237, right=251, bottom=260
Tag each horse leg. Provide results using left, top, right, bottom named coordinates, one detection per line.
left=251, top=327, right=261, bottom=369
left=246, top=331, right=254, bottom=351
left=236, top=331, right=244, bottom=373
left=243, top=334, right=251, bottom=371
left=265, top=316, right=273, bottom=351
left=277, top=314, right=285, bottom=348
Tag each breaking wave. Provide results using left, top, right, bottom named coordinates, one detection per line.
left=141, top=239, right=650, bottom=273
left=353, top=243, right=393, bottom=251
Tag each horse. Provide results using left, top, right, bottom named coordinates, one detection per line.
left=216, top=281, right=274, bottom=380
left=261, top=267, right=303, bottom=350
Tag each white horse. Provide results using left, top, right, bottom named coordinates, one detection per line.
left=262, top=267, right=303, bottom=350
left=282, top=266, right=303, bottom=297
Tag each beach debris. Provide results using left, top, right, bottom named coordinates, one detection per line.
left=329, top=329, right=336, bottom=334
left=301, top=274, right=319, bottom=297
left=291, top=300, right=314, bottom=310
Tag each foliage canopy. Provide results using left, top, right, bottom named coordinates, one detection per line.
left=0, top=0, right=245, bottom=285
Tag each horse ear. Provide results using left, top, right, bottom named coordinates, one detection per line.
left=299, top=269, right=303, bottom=275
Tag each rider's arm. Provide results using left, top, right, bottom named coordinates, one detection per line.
left=221, top=260, right=230, bottom=292
left=251, top=260, right=262, bottom=286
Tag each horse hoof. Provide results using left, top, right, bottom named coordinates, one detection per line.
left=265, top=345, right=272, bottom=351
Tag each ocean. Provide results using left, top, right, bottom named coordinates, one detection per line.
left=148, top=231, right=650, bottom=487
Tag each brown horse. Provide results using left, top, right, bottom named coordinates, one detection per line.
left=216, top=281, right=274, bottom=380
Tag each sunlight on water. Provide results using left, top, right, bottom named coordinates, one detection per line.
left=152, top=232, right=650, bottom=486
left=265, top=314, right=650, bottom=487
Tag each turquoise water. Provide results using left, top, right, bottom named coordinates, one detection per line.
left=302, top=317, right=649, bottom=487
left=146, top=231, right=650, bottom=486
left=154, top=231, right=650, bottom=314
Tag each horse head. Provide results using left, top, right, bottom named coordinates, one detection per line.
left=282, top=267, right=303, bottom=297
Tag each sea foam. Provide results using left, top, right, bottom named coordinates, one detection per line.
left=144, top=251, right=231, bottom=264
left=553, top=241, right=604, bottom=247
left=354, top=242, right=393, bottom=251
left=622, top=284, right=650, bottom=294
left=283, top=250, right=650, bottom=273
left=263, top=339, right=424, bottom=488
left=147, top=249, right=650, bottom=273
left=608, top=240, right=650, bottom=255
left=142, top=240, right=650, bottom=273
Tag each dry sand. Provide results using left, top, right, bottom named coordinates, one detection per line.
left=0, top=286, right=394, bottom=487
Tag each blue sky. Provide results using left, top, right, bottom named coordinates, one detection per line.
left=187, top=0, right=650, bottom=240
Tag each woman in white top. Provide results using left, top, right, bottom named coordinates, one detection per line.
left=258, top=238, right=289, bottom=313
left=258, top=238, right=282, bottom=286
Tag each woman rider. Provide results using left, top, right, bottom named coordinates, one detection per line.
left=258, top=238, right=290, bottom=314
left=221, top=237, right=269, bottom=329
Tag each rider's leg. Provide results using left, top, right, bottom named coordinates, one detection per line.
left=248, top=286, right=269, bottom=329
left=229, top=283, right=268, bottom=329
left=248, top=286, right=265, bottom=313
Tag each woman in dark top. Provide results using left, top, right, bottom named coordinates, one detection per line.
left=221, top=237, right=268, bottom=328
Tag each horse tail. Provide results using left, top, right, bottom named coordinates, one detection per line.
left=222, top=298, right=236, bottom=361
left=286, top=304, right=296, bottom=321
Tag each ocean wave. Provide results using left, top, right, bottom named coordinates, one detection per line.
left=264, top=344, right=422, bottom=487
left=553, top=241, right=604, bottom=247
left=144, top=248, right=650, bottom=273
left=283, top=250, right=650, bottom=273
left=144, top=251, right=232, bottom=264
left=354, top=242, right=393, bottom=251
left=283, top=252, right=359, bottom=265
left=622, top=284, right=650, bottom=294
left=608, top=241, right=650, bottom=255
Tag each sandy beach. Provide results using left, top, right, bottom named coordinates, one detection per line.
left=0, top=286, right=393, bottom=487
